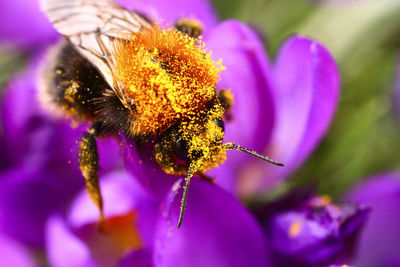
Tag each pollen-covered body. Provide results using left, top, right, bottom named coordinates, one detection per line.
left=112, top=26, right=224, bottom=136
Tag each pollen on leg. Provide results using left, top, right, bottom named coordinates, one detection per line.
left=112, top=25, right=224, bottom=135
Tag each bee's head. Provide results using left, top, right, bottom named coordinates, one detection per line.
left=154, top=100, right=226, bottom=175
left=154, top=96, right=284, bottom=229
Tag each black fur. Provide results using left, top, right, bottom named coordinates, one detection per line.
left=42, top=41, right=133, bottom=136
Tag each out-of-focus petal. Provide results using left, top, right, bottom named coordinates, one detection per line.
left=347, top=173, right=400, bottom=267
left=154, top=179, right=271, bottom=267
left=118, top=249, right=152, bottom=267
left=0, top=0, right=58, bottom=49
left=208, top=163, right=237, bottom=194
left=46, top=216, right=99, bottom=267
left=246, top=36, right=340, bottom=193
left=255, top=190, right=369, bottom=266
left=1, top=56, right=77, bottom=171
left=204, top=20, right=275, bottom=170
left=0, top=166, right=81, bottom=248
left=0, top=233, right=35, bottom=267
left=116, top=0, right=218, bottom=30
left=271, top=35, right=339, bottom=178
left=270, top=212, right=329, bottom=254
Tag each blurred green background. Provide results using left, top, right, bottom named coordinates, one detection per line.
left=211, top=0, right=400, bottom=197
left=1, top=0, right=400, bottom=198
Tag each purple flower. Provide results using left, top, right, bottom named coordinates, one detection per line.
left=347, top=173, right=400, bottom=267
left=254, top=188, right=369, bottom=266
left=46, top=170, right=271, bottom=267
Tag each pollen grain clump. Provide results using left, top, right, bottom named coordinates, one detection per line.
left=113, top=25, right=223, bottom=135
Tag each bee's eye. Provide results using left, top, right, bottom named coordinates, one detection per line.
left=173, top=138, right=189, bottom=160
left=214, top=118, right=224, bottom=131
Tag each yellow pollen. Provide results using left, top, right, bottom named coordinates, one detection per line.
left=288, top=221, right=302, bottom=238
left=112, top=25, right=223, bottom=135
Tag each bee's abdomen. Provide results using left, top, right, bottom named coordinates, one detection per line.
left=40, top=40, right=108, bottom=121
left=39, top=40, right=132, bottom=136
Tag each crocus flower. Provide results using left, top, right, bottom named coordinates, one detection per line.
left=347, top=173, right=400, bottom=267
left=254, top=188, right=370, bottom=267
left=46, top=169, right=272, bottom=267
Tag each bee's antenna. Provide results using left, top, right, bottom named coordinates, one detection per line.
left=223, top=142, right=284, bottom=167
left=178, top=163, right=196, bottom=228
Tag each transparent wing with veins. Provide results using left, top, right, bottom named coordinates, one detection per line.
left=40, top=0, right=152, bottom=104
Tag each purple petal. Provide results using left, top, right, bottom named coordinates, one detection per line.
left=123, top=138, right=179, bottom=201
left=154, top=179, right=271, bottom=267
left=97, top=138, right=124, bottom=175
left=271, top=212, right=329, bottom=254
left=255, top=36, right=340, bottom=192
left=46, top=216, right=99, bottom=267
left=0, top=233, right=35, bottom=267
left=0, top=0, right=58, bottom=49
left=118, top=249, right=152, bottom=267
left=204, top=20, right=275, bottom=168
left=1, top=56, right=77, bottom=171
left=347, top=173, right=400, bottom=267
left=0, top=166, right=81, bottom=248
left=116, top=0, right=218, bottom=30
left=208, top=163, right=237, bottom=194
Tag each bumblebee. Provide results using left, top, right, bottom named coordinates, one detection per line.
left=39, top=0, right=283, bottom=228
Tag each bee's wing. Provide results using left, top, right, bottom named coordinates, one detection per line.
left=40, top=0, right=152, bottom=102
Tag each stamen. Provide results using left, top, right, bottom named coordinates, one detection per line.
left=288, top=221, right=302, bottom=238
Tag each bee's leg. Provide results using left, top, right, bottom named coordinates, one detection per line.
left=79, top=124, right=104, bottom=228
left=198, top=172, right=215, bottom=183
left=174, top=18, right=203, bottom=39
